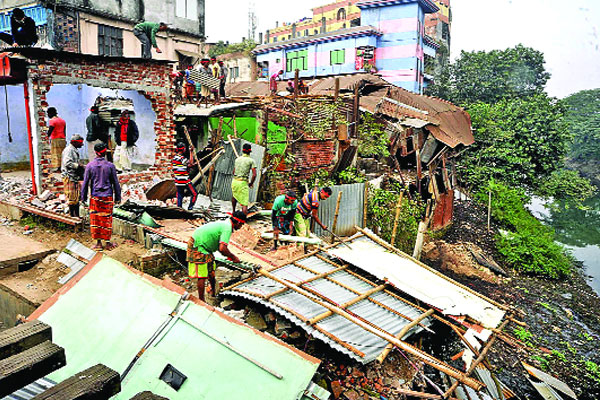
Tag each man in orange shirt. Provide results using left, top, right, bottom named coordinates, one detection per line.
left=47, top=107, right=66, bottom=172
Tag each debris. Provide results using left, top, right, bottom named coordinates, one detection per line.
left=38, top=190, right=52, bottom=201
left=522, top=362, right=578, bottom=399
left=245, top=309, right=267, bottom=331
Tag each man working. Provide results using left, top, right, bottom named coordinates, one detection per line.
left=114, top=110, right=139, bottom=173
left=47, top=107, right=66, bottom=172
left=172, top=142, right=198, bottom=210
left=85, top=105, right=108, bottom=161
left=218, top=60, right=228, bottom=98
left=231, top=143, right=257, bottom=215
left=133, top=21, right=167, bottom=59
left=187, top=211, right=246, bottom=301
left=295, top=187, right=332, bottom=237
left=81, top=143, right=121, bottom=251
left=0, top=8, right=38, bottom=47
left=61, top=134, right=85, bottom=218
left=270, top=70, right=284, bottom=95
left=271, top=190, right=298, bottom=250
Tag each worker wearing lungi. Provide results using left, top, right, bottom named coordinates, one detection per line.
left=271, top=190, right=298, bottom=250
left=172, top=142, right=198, bottom=210
left=61, top=134, right=85, bottom=217
left=81, top=143, right=121, bottom=251
left=231, top=143, right=257, bottom=215
left=187, top=211, right=246, bottom=301
left=47, top=107, right=66, bottom=172
left=295, top=187, right=332, bottom=237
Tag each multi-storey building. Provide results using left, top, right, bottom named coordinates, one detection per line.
left=258, top=0, right=449, bottom=93
left=0, top=0, right=208, bottom=64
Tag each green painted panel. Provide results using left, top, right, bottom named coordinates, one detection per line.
left=208, top=117, right=260, bottom=143
left=267, top=121, right=287, bottom=155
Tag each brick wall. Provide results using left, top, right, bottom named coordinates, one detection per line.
left=28, top=55, right=175, bottom=191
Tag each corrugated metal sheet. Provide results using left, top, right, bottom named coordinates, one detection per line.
left=313, top=183, right=366, bottom=237
left=223, top=247, right=432, bottom=364
left=329, top=232, right=506, bottom=329
left=211, top=139, right=265, bottom=203
left=2, top=378, right=55, bottom=400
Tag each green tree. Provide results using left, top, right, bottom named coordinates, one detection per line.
left=562, top=89, right=600, bottom=162
left=209, top=39, right=257, bottom=58
left=460, top=95, right=570, bottom=192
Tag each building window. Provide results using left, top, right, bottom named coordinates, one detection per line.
left=330, top=49, right=345, bottom=65
left=314, top=29, right=319, bottom=35
left=286, top=49, right=308, bottom=72
left=441, top=22, right=449, bottom=40
left=98, top=24, right=123, bottom=56
left=304, top=29, right=308, bottom=36
left=337, top=8, right=346, bottom=20
left=273, top=37, right=277, bottom=42
left=176, top=0, right=198, bottom=20
left=288, top=35, right=292, bottom=40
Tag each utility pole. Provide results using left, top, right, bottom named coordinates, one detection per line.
left=248, top=1, right=257, bottom=42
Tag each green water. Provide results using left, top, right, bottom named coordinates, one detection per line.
left=529, top=194, right=600, bottom=295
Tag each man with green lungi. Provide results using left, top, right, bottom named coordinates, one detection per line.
left=231, top=143, right=257, bottom=215
left=187, top=211, right=246, bottom=301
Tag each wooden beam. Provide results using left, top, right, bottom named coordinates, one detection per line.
left=390, top=192, right=404, bottom=246
left=309, top=284, right=386, bottom=324
left=0, top=320, right=52, bottom=361
left=331, top=191, right=343, bottom=241
left=34, top=364, right=120, bottom=399
left=129, top=392, right=169, bottom=400
left=0, top=341, right=66, bottom=397
left=258, top=269, right=484, bottom=390
left=377, top=309, right=435, bottom=363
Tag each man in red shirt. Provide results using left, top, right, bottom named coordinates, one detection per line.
left=47, top=107, right=66, bottom=172
left=114, top=110, right=139, bottom=173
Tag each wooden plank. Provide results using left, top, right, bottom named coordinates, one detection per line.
left=33, top=364, right=120, bottom=400
left=0, top=341, right=66, bottom=397
left=129, top=392, right=169, bottom=400
left=0, top=320, right=52, bottom=361
left=376, top=309, right=435, bottom=363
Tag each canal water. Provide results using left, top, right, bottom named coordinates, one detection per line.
left=529, top=194, right=600, bottom=296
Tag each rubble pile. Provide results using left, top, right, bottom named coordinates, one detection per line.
left=0, top=176, right=31, bottom=202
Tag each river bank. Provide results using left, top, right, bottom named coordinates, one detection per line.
left=430, top=199, right=600, bottom=399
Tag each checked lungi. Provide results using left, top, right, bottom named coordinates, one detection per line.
left=89, top=196, right=114, bottom=240
left=62, top=176, right=80, bottom=206
left=50, top=138, right=66, bottom=169
left=186, top=237, right=215, bottom=278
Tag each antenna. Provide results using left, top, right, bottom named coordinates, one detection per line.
left=248, top=1, right=257, bottom=42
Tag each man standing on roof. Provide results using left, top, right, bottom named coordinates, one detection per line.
left=0, top=8, right=38, bottom=47
left=218, top=60, right=228, bottom=98
left=270, top=70, right=283, bottom=95
left=187, top=211, right=246, bottom=301
left=172, top=142, right=198, bottom=210
left=295, top=187, right=332, bottom=237
left=81, top=143, right=121, bottom=251
left=114, top=110, right=139, bottom=173
left=231, top=143, right=257, bottom=215
left=133, top=21, right=167, bottom=59
left=61, top=134, right=85, bottom=218
left=47, top=107, right=66, bottom=172
left=271, top=190, right=298, bottom=250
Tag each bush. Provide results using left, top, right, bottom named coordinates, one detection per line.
left=477, top=180, right=572, bottom=278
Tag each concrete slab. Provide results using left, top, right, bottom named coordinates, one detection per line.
left=0, top=227, right=54, bottom=277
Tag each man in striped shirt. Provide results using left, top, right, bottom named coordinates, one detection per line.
left=172, top=142, right=198, bottom=210
left=295, top=187, right=332, bottom=237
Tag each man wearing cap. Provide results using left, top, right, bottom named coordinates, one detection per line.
left=133, top=21, right=167, bottom=59
left=295, top=187, right=332, bottom=237
left=61, top=135, right=85, bottom=217
left=271, top=190, right=298, bottom=250
left=85, top=105, right=108, bottom=161
left=231, top=143, right=257, bottom=215
left=187, top=211, right=246, bottom=301
left=81, top=143, right=121, bottom=251
left=172, top=142, right=198, bottom=210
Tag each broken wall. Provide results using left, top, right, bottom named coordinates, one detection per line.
left=0, top=84, right=29, bottom=167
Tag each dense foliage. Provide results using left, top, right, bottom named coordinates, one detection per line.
left=357, top=113, right=390, bottom=158
left=562, top=89, right=600, bottom=162
left=477, top=181, right=572, bottom=278
left=208, top=39, right=257, bottom=57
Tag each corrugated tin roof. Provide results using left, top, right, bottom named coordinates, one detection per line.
left=174, top=102, right=251, bottom=116
left=313, top=182, right=366, bottom=237
left=2, top=378, right=55, bottom=400
left=30, top=255, right=320, bottom=400
left=328, top=232, right=506, bottom=329
left=223, top=244, right=433, bottom=364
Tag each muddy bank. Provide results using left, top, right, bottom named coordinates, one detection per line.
left=428, top=200, right=600, bottom=399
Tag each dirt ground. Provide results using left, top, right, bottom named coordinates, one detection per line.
left=433, top=200, right=600, bottom=399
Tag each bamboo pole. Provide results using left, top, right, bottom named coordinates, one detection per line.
left=362, top=182, right=369, bottom=228
left=376, top=309, right=434, bottom=363
left=258, top=269, right=484, bottom=390
left=233, top=115, right=237, bottom=137
left=309, top=284, right=386, bottom=325
left=390, top=192, right=404, bottom=246
left=331, top=191, right=343, bottom=241
left=228, top=136, right=240, bottom=158
left=355, top=226, right=511, bottom=312
left=264, top=265, right=349, bottom=300
left=443, top=319, right=510, bottom=398
left=449, top=324, right=494, bottom=371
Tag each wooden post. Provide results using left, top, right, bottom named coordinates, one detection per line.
left=331, top=191, right=343, bottom=241
left=294, top=69, right=299, bottom=101
left=390, top=192, right=404, bottom=246
left=352, top=84, right=360, bottom=138
left=334, top=77, right=340, bottom=101
left=228, top=136, right=240, bottom=158
left=257, top=269, right=484, bottom=390
left=377, top=309, right=434, bottom=363
left=412, top=199, right=431, bottom=261
left=233, top=115, right=237, bottom=138
left=34, top=364, right=121, bottom=400
left=183, top=126, right=200, bottom=167
left=362, top=182, right=369, bottom=228
left=487, top=190, right=492, bottom=232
